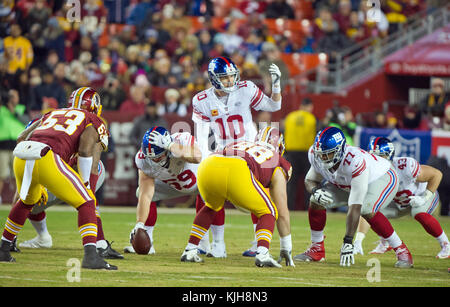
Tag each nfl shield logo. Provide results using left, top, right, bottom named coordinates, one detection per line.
left=387, top=129, right=421, bottom=161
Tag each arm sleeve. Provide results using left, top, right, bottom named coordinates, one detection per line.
left=348, top=169, right=369, bottom=205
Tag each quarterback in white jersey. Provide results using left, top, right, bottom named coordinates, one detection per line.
left=126, top=126, right=203, bottom=254
left=294, top=127, right=413, bottom=268
left=190, top=56, right=283, bottom=258
left=354, top=137, right=449, bottom=259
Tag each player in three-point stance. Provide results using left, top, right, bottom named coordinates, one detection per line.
left=181, top=126, right=295, bottom=267
left=126, top=126, right=206, bottom=254
left=294, top=127, right=413, bottom=268
left=191, top=56, right=284, bottom=257
left=0, top=87, right=117, bottom=270
left=353, top=137, right=449, bottom=259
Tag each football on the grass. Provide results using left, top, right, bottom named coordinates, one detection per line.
left=131, top=228, right=151, bottom=255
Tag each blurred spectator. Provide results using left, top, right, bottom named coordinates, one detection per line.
left=346, top=10, right=371, bottom=43
left=129, top=101, right=168, bottom=149
left=161, top=4, right=192, bottom=38
left=3, top=23, right=34, bottom=78
left=386, top=112, right=399, bottom=129
left=334, top=0, right=352, bottom=33
left=43, top=17, right=66, bottom=61
left=213, top=19, right=244, bottom=56
left=175, top=34, right=203, bottom=67
left=32, top=68, right=66, bottom=110
left=0, top=89, right=29, bottom=204
left=104, top=0, right=130, bottom=24
left=187, top=0, right=214, bottom=17
left=265, top=0, right=295, bottom=19
left=126, top=0, right=156, bottom=27
left=157, top=88, right=187, bottom=117
left=98, top=76, right=127, bottom=111
left=283, top=98, right=317, bottom=210
left=119, top=84, right=149, bottom=116
left=147, top=56, right=178, bottom=87
left=329, top=105, right=357, bottom=145
left=26, top=0, right=51, bottom=31
left=313, top=6, right=339, bottom=41
left=197, top=29, right=214, bottom=67
left=257, top=42, right=290, bottom=92
left=80, top=0, right=107, bottom=40
left=419, top=77, right=450, bottom=118
left=371, top=110, right=388, bottom=128
left=401, top=105, right=429, bottom=130
left=138, top=12, right=171, bottom=55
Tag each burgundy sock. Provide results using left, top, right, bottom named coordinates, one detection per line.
left=255, top=214, right=276, bottom=249
left=2, top=200, right=34, bottom=241
left=144, top=202, right=158, bottom=227
left=309, top=207, right=326, bottom=231
left=77, top=200, right=97, bottom=245
left=414, top=212, right=443, bottom=237
left=188, top=206, right=217, bottom=245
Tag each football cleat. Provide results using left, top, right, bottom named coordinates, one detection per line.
left=207, top=241, right=227, bottom=258
left=97, top=241, right=124, bottom=259
left=82, top=245, right=117, bottom=270
left=436, top=242, right=450, bottom=259
left=19, top=234, right=52, bottom=249
left=369, top=239, right=392, bottom=254
left=393, top=242, right=413, bottom=268
left=255, top=251, right=282, bottom=268
left=293, top=241, right=325, bottom=262
left=9, top=237, right=20, bottom=253
left=181, top=249, right=204, bottom=263
left=0, top=240, right=15, bottom=262
left=198, top=236, right=211, bottom=255
left=242, top=240, right=257, bottom=257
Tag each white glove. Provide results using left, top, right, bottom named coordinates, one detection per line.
left=409, top=190, right=433, bottom=208
left=278, top=249, right=295, bottom=267
left=340, top=243, right=355, bottom=267
left=268, top=63, right=281, bottom=93
left=311, top=188, right=333, bottom=206
left=353, top=239, right=364, bottom=255
left=149, top=131, right=173, bottom=150
left=129, top=222, right=145, bottom=243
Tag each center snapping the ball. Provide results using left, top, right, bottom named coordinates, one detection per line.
left=131, top=228, right=151, bottom=255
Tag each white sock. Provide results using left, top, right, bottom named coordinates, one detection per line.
left=1, top=236, right=12, bottom=243
left=96, top=239, right=108, bottom=249
left=210, top=224, right=225, bottom=243
left=385, top=231, right=402, bottom=249
left=186, top=242, right=198, bottom=250
left=30, top=218, right=50, bottom=237
left=436, top=231, right=449, bottom=246
left=311, top=230, right=324, bottom=243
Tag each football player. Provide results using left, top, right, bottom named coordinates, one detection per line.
left=353, top=137, right=449, bottom=259
left=181, top=127, right=294, bottom=267
left=127, top=126, right=205, bottom=254
left=293, top=127, right=413, bottom=268
left=0, top=87, right=117, bottom=270
left=191, top=56, right=282, bottom=257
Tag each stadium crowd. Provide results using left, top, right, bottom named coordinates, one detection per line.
left=0, top=0, right=449, bottom=214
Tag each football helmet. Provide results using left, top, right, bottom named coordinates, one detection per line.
left=142, top=126, right=171, bottom=160
left=313, top=126, right=346, bottom=169
left=368, top=137, right=395, bottom=161
left=255, top=126, right=285, bottom=156
left=68, top=87, right=102, bottom=116
left=207, top=56, right=240, bottom=93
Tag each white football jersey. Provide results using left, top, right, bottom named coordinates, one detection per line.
left=135, top=132, right=201, bottom=194
left=192, top=80, right=279, bottom=151
left=391, top=156, right=426, bottom=207
left=308, top=145, right=391, bottom=192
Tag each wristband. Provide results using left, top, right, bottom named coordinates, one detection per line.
left=343, top=236, right=353, bottom=244
left=272, top=85, right=281, bottom=94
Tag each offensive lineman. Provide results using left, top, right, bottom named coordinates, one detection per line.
left=191, top=56, right=283, bottom=257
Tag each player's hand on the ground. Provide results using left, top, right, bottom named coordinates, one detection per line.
left=278, top=249, right=295, bottom=267
left=268, top=63, right=281, bottom=87
left=353, top=240, right=364, bottom=255
left=149, top=130, right=173, bottom=150
left=312, top=188, right=333, bottom=206
left=129, top=222, right=145, bottom=243
left=340, top=243, right=355, bottom=267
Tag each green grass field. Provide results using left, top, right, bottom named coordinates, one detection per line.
left=0, top=205, right=448, bottom=287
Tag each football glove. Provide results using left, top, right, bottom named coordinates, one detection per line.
left=278, top=249, right=295, bottom=267
left=268, top=63, right=281, bottom=92
left=311, top=188, right=333, bottom=206
left=129, top=222, right=145, bottom=244
left=149, top=130, right=173, bottom=150
left=408, top=190, right=433, bottom=208
left=340, top=243, right=355, bottom=267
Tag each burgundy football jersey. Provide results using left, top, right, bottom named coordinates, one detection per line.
left=222, top=141, right=291, bottom=188
left=29, top=108, right=106, bottom=163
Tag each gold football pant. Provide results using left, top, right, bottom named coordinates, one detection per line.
left=197, top=155, right=278, bottom=220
